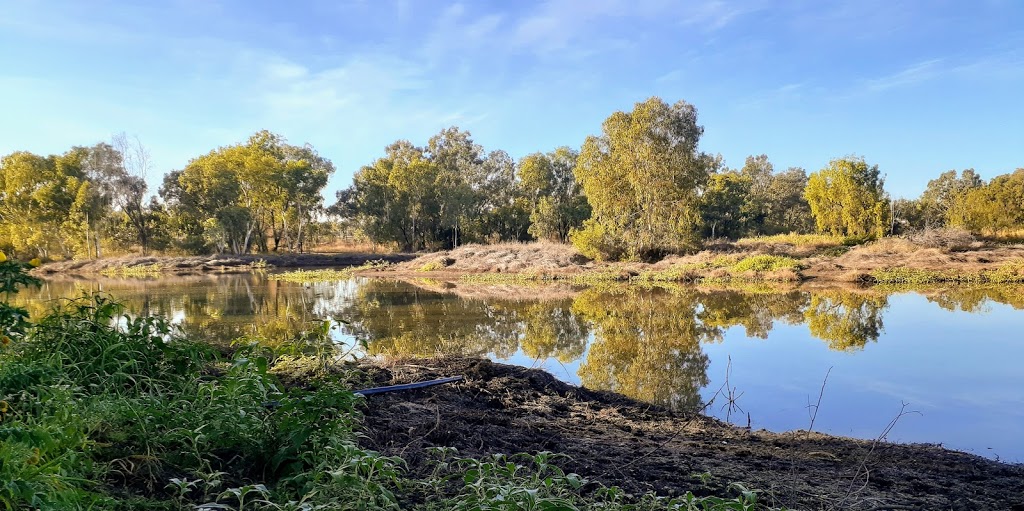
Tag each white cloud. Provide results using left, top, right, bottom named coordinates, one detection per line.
left=864, top=59, right=944, bottom=92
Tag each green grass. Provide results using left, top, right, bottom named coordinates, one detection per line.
left=0, top=257, right=783, bottom=510
left=730, top=254, right=803, bottom=273
left=270, top=260, right=391, bottom=283
left=734, top=233, right=844, bottom=248
left=99, top=263, right=165, bottom=277
left=871, top=259, right=1024, bottom=284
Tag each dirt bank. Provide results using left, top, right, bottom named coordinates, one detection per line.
left=358, top=358, right=1024, bottom=511
left=381, top=238, right=1024, bottom=285
left=33, top=252, right=414, bottom=276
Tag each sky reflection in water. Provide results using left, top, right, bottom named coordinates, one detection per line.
left=17, top=275, right=1024, bottom=463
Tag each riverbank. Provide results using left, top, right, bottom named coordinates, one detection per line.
left=360, top=357, right=1024, bottom=510
left=377, top=235, right=1024, bottom=285
left=32, top=252, right=414, bottom=276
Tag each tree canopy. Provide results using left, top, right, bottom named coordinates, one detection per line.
left=571, top=97, right=714, bottom=260
left=804, top=157, right=889, bottom=238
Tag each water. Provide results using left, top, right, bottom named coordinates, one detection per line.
left=15, top=274, right=1024, bottom=463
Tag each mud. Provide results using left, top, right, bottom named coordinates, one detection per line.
left=358, top=358, right=1024, bottom=511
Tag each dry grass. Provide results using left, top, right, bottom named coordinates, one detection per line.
left=904, top=228, right=981, bottom=251
left=732, top=233, right=845, bottom=258
left=397, top=241, right=586, bottom=273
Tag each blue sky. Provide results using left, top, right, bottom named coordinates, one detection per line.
left=1, top=0, right=1022, bottom=200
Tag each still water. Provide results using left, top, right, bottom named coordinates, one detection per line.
left=17, top=274, right=1024, bottom=463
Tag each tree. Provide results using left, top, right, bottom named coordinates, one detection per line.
left=961, top=169, right=1024, bottom=234
left=763, top=167, right=814, bottom=234
left=572, top=97, right=713, bottom=260
left=738, top=154, right=773, bottom=234
left=519, top=147, right=590, bottom=242
left=804, top=157, right=889, bottom=237
left=342, top=141, right=442, bottom=251
left=0, top=150, right=91, bottom=259
left=338, top=128, right=530, bottom=250
left=700, top=170, right=751, bottom=239
left=160, top=131, right=334, bottom=254
left=919, top=169, right=983, bottom=228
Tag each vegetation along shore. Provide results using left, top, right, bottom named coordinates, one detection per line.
left=3, top=255, right=1022, bottom=510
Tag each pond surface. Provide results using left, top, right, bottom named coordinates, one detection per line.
left=16, top=274, right=1024, bottom=463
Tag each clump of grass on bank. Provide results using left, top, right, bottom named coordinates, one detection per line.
left=730, top=254, right=803, bottom=273
left=735, top=233, right=845, bottom=248
left=871, top=259, right=1024, bottom=284
left=0, top=255, right=782, bottom=510
left=270, top=259, right=390, bottom=283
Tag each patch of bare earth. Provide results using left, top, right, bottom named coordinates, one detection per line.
left=358, top=358, right=1024, bottom=511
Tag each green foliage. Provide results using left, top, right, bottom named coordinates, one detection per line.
left=730, top=255, right=802, bottom=273
left=520, top=148, right=591, bottom=243
left=959, top=168, right=1024, bottom=235
left=269, top=260, right=390, bottom=283
left=572, top=97, right=713, bottom=261
left=701, top=170, right=752, bottom=239
left=804, top=157, right=889, bottom=238
left=160, top=131, right=334, bottom=255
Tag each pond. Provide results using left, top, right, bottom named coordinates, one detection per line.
left=16, top=274, right=1024, bottom=463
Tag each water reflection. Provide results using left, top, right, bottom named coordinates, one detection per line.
left=16, top=276, right=1024, bottom=414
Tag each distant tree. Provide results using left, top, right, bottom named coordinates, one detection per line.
left=804, top=157, right=889, bottom=238
left=519, top=147, right=590, bottom=242
left=919, top=169, right=983, bottom=228
left=160, top=131, right=333, bottom=254
left=700, top=170, right=751, bottom=239
left=572, top=97, right=713, bottom=260
left=738, top=154, right=773, bottom=234
left=961, top=169, right=1024, bottom=235
left=763, top=167, right=814, bottom=234
left=342, top=141, right=441, bottom=251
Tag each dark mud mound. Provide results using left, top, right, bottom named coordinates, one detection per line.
left=359, top=358, right=1024, bottom=510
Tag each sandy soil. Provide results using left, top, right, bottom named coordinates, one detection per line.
left=358, top=358, right=1024, bottom=511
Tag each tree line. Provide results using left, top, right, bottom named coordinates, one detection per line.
left=1, top=131, right=334, bottom=259
left=2, top=97, right=1022, bottom=260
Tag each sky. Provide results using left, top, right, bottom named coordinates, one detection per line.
left=1, top=0, right=1022, bottom=201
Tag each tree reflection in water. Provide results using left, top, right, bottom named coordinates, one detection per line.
left=19, top=275, right=1024, bottom=410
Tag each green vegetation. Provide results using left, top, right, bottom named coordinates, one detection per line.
left=99, top=263, right=165, bottom=277
left=0, top=251, right=782, bottom=510
left=269, top=260, right=391, bottom=283
left=734, top=233, right=844, bottom=249
left=4, top=97, right=1024, bottom=264
left=730, top=255, right=803, bottom=273
left=571, top=98, right=713, bottom=260
left=804, top=157, right=889, bottom=238
left=871, top=259, right=1024, bottom=284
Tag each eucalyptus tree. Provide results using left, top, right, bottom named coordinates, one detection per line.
left=161, top=131, right=333, bottom=254
left=961, top=169, right=1024, bottom=235
left=0, top=149, right=91, bottom=258
left=804, top=157, right=889, bottom=238
left=919, top=169, right=983, bottom=228
left=518, top=147, right=590, bottom=242
left=572, top=97, right=713, bottom=260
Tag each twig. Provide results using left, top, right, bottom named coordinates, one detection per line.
left=835, top=401, right=921, bottom=510
left=806, top=366, right=832, bottom=438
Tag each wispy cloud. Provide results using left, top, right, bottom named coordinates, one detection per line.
left=864, top=59, right=944, bottom=92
